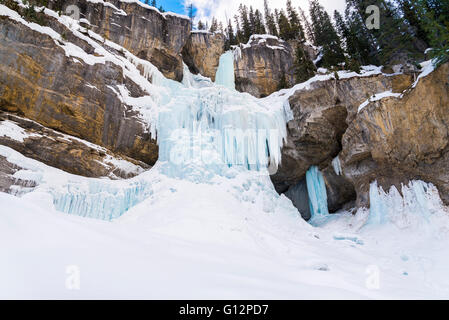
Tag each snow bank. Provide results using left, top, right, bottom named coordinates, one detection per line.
left=413, top=60, right=436, bottom=88
left=0, top=120, right=39, bottom=142
left=357, top=90, right=402, bottom=113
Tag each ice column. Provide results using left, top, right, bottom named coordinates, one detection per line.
left=215, top=51, right=235, bottom=90
left=306, top=166, right=329, bottom=219
left=367, top=181, right=389, bottom=225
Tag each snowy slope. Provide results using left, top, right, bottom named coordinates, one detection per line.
left=2, top=168, right=449, bottom=299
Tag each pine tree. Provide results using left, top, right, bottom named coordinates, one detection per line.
left=234, top=15, right=244, bottom=44
left=299, top=7, right=314, bottom=43
left=414, top=0, right=449, bottom=66
left=309, top=0, right=345, bottom=67
left=209, top=17, right=218, bottom=33
left=225, top=19, right=236, bottom=50
left=249, top=6, right=256, bottom=34
left=264, top=0, right=278, bottom=36
left=254, top=9, right=266, bottom=34
left=277, top=9, right=291, bottom=40
left=239, top=4, right=252, bottom=43
left=197, top=20, right=205, bottom=30
left=398, top=0, right=430, bottom=46
left=150, top=0, right=156, bottom=7
left=286, top=0, right=305, bottom=41
left=346, top=0, right=425, bottom=65
left=294, top=44, right=316, bottom=83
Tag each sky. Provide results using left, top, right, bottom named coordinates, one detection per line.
left=141, top=0, right=346, bottom=25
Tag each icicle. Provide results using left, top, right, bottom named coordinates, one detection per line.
left=367, top=181, right=389, bottom=225
left=332, top=156, right=342, bottom=176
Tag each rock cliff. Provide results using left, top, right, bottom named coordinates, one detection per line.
left=234, top=35, right=295, bottom=98
left=341, top=63, right=449, bottom=207
left=40, top=0, right=191, bottom=81
left=0, top=15, right=158, bottom=165
left=182, top=31, right=225, bottom=81
left=271, top=69, right=415, bottom=216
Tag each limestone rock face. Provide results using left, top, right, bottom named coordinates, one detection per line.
left=0, top=16, right=158, bottom=166
left=234, top=35, right=295, bottom=98
left=182, top=32, right=225, bottom=81
left=271, top=72, right=414, bottom=213
left=0, top=113, right=149, bottom=179
left=340, top=63, right=449, bottom=207
left=42, top=0, right=191, bottom=81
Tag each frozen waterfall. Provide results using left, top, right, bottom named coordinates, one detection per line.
left=215, top=51, right=235, bottom=90
left=306, top=166, right=329, bottom=223
left=44, top=51, right=293, bottom=220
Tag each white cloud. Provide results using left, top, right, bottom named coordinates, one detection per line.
left=184, top=0, right=346, bottom=25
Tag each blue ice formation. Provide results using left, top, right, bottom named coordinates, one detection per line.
left=156, top=52, right=287, bottom=180
left=48, top=51, right=291, bottom=220
left=215, top=51, right=235, bottom=90
left=306, top=166, right=329, bottom=222
left=366, top=180, right=439, bottom=227
left=367, top=181, right=389, bottom=225
left=52, top=179, right=153, bottom=220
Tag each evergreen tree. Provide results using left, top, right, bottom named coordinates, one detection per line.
left=274, top=8, right=280, bottom=27
left=150, top=0, right=156, bottom=7
left=209, top=17, right=218, bottom=33
left=234, top=15, right=244, bottom=44
left=225, top=19, right=236, bottom=50
left=286, top=0, right=305, bottom=41
left=249, top=6, right=256, bottom=34
left=299, top=7, right=314, bottom=43
left=277, top=9, right=291, bottom=40
left=414, top=0, right=449, bottom=66
left=346, top=0, right=425, bottom=65
left=398, top=0, right=430, bottom=45
left=264, top=0, right=278, bottom=36
left=239, top=4, right=252, bottom=42
left=254, top=9, right=266, bottom=34
left=197, top=20, right=205, bottom=30
left=309, top=0, right=345, bottom=67
left=158, top=5, right=164, bottom=13
left=294, top=44, right=316, bottom=82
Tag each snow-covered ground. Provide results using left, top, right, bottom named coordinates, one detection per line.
left=2, top=163, right=449, bottom=299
